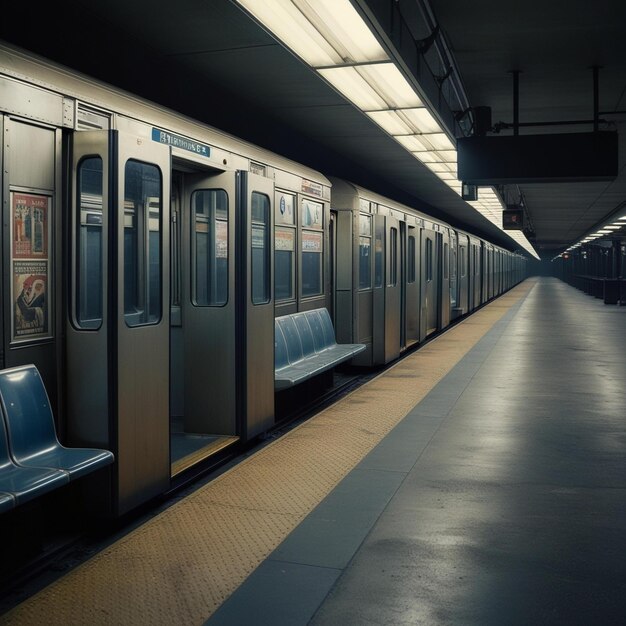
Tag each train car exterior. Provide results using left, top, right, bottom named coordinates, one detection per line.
left=0, top=43, right=527, bottom=517
left=330, top=178, right=450, bottom=366
left=0, top=44, right=334, bottom=515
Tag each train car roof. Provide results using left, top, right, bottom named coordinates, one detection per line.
left=0, top=42, right=330, bottom=188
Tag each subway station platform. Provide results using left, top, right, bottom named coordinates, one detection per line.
left=3, top=277, right=626, bottom=625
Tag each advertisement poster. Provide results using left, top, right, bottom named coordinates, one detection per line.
left=301, top=200, right=323, bottom=228
left=302, top=231, right=322, bottom=252
left=13, top=260, right=49, bottom=339
left=13, top=193, right=48, bottom=259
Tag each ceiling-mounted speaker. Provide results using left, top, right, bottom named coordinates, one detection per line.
left=472, top=106, right=492, bottom=136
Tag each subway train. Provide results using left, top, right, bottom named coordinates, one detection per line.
left=0, top=43, right=526, bottom=517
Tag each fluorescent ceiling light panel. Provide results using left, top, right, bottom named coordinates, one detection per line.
left=436, top=150, right=457, bottom=162
left=366, top=110, right=413, bottom=135
left=296, top=0, right=389, bottom=64
left=357, top=63, right=423, bottom=108
left=399, top=108, right=441, bottom=133
left=318, top=66, right=387, bottom=110
left=414, top=151, right=443, bottom=163
left=236, top=0, right=387, bottom=67
left=395, top=134, right=430, bottom=152
left=604, top=225, right=620, bottom=230
left=424, top=162, right=452, bottom=174
left=421, top=133, right=455, bottom=151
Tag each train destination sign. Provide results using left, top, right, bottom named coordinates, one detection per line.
left=151, top=128, right=211, bottom=157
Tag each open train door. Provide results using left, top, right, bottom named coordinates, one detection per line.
left=178, top=169, right=274, bottom=467
left=238, top=171, right=274, bottom=439
left=68, top=129, right=171, bottom=516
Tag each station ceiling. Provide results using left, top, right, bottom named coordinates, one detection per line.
left=2, top=0, right=625, bottom=259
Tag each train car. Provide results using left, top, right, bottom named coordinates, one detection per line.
left=331, top=178, right=448, bottom=366
left=0, top=42, right=526, bottom=518
left=0, top=43, right=334, bottom=516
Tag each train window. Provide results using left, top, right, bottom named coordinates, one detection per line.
left=301, top=197, right=323, bottom=298
left=275, top=227, right=295, bottom=301
left=374, top=230, right=383, bottom=288
left=76, top=156, right=104, bottom=329
left=408, top=234, right=416, bottom=283
left=124, top=160, right=162, bottom=327
left=359, top=236, right=371, bottom=290
left=460, top=246, right=467, bottom=277
left=359, top=214, right=371, bottom=236
left=426, top=237, right=433, bottom=282
left=274, top=191, right=295, bottom=302
left=359, top=213, right=372, bottom=289
left=251, top=192, right=270, bottom=304
left=443, top=242, right=449, bottom=279
left=389, top=227, right=397, bottom=286
left=192, top=189, right=228, bottom=306
left=302, top=230, right=323, bottom=297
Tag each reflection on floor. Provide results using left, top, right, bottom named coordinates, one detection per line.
left=170, top=417, right=238, bottom=476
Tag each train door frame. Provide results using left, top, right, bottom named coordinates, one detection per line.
left=172, top=166, right=275, bottom=473
left=329, top=209, right=337, bottom=321
left=439, top=229, right=451, bottom=329
left=374, top=213, right=401, bottom=364
left=68, top=129, right=171, bottom=516
left=405, top=221, right=419, bottom=347
left=421, top=227, right=438, bottom=337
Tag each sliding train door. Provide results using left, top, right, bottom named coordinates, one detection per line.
left=373, top=214, right=401, bottom=364
left=440, top=230, right=451, bottom=329
left=178, top=171, right=238, bottom=473
left=116, top=132, right=171, bottom=513
left=175, top=170, right=274, bottom=474
left=405, top=223, right=419, bottom=347
left=68, top=130, right=171, bottom=516
left=421, top=228, right=438, bottom=337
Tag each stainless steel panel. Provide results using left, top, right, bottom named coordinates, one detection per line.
left=182, top=172, right=237, bottom=435
left=405, top=225, right=419, bottom=344
left=355, top=289, right=373, bottom=367
left=372, top=215, right=385, bottom=365
left=440, top=231, right=450, bottom=329
left=8, top=119, right=55, bottom=190
left=458, top=239, right=469, bottom=315
left=4, top=119, right=60, bottom=411
left=0, top=76, right=65, bottom=127
left=421, top=229, right=437, bottom=336
left=384, top=216, right=401, bottom=363
left=66, top=131, right=111, bottom=448
left=116, top=132, right=170, bottom=515
left=244, top=172, right=274, bottom=439
left=334, top=210, right=353, bottom=344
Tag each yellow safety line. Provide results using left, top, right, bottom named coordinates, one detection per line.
left=2, top=280, right=536, bottom=626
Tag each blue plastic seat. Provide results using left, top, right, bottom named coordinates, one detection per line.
left=0, top=365, right=114, bottom=480
left=274, top=308, right=366, bottom=389
left=0, top=410, right=68, bottom=507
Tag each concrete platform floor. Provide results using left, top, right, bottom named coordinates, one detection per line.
left=209, top=278, right=626, bottom=625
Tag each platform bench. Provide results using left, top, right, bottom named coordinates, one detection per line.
left=275, top=308, right=366, bottom=390
left=0, top=364, right=114, bottom=512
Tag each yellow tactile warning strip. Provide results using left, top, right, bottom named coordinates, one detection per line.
left=3, top=279, right=537, bottom=626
